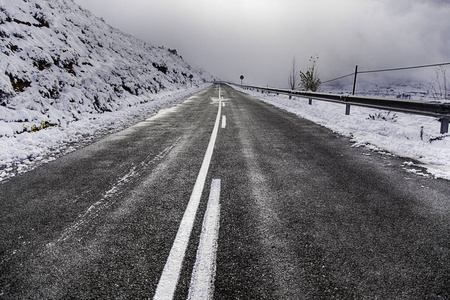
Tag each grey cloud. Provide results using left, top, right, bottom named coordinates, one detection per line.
left=74, top=0, right=450, bottom=88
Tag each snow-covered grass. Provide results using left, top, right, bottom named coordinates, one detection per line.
left=0, top=85, right=210, bottom=182
left=236, top=86, right=450, bottom=180
left=1, top=0, right=214, bottom=136
left=320, top=80, right=435, bottom=100
left=0, top=0, right=216, bottom=182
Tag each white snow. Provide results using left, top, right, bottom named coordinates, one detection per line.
left=0, top=86, right=210, bottom=182
left=0, top=0, right=215, bottom=181
left=1, top=0, right=448, bottom=182
left=235, top=85, right=450, bottom=180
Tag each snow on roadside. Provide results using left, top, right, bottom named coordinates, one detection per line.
left=0, top=85, right=210, bottom=182
left=0, top=0, right=216, bottom=182
left=236, top=87, right=450, bottom=180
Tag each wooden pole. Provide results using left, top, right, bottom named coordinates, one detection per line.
left=346, top=65, right=358, bottom=115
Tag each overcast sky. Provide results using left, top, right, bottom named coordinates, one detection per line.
left=74, top=0, right=450, bottom=88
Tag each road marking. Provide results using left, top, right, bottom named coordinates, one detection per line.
left=221, top=115, right=226, bottom=129
left=153, top=97, right=222, bottom=300
left=188, top=179, right=221, bottom=300
left=222, top=103, right=225, bottom=107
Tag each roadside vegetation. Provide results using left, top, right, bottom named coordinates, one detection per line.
left=298, top=54, right=321, bottom=92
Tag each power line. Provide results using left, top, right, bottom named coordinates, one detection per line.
left=322, top=62, right=450, bottom=84
left=321, top=72, right=354, bottom=84
left=359, top=62, right=450, bottom=74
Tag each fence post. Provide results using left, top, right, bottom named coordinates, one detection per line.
left=346, top=65, right=358, bottom=115
left=352, top=65, right=358, bottom=95
left=441, top=117, right=449, bottom=134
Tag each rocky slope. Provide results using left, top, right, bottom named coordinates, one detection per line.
left=0, top=0, right=214, bottom=136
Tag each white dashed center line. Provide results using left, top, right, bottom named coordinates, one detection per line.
left=188, top=179, right=221, bottom=300
left=222, top=115, right=226, bottom=129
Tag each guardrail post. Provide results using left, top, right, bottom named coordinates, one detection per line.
left=440, top=117, right=449, bottom=134
left=309, top=98, right=312, bottom=105
left=230, top=82, right=450, bottom=134
left=345, top=104, right=351, bottom=115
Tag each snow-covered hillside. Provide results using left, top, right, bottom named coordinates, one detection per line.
left=0, top=0, right=214, bottom=138
left=0, top=0, right=217, bottom=182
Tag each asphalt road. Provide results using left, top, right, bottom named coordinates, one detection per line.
left=1, top=84, right=449, bottom=299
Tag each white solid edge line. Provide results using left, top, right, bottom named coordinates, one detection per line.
left=187, top=179, right=221, bottom=300
left=221, top=115, right=226, bottom=129
left=153, top=98, right=222, bottom=300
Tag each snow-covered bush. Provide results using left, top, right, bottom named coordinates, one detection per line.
left=430, top=67, right=449, bottom=101
left=367, top=111, right=398, bottom=122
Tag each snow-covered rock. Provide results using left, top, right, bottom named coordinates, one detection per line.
left=0, top=0, right=214, bottom=136
left=0, top=0, right=217, bottom=181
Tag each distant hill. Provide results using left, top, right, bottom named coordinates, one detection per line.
left=0, top=0, right=214, bottom=136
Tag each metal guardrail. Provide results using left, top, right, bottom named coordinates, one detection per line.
left=224, top=82, right=450, bottom=134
